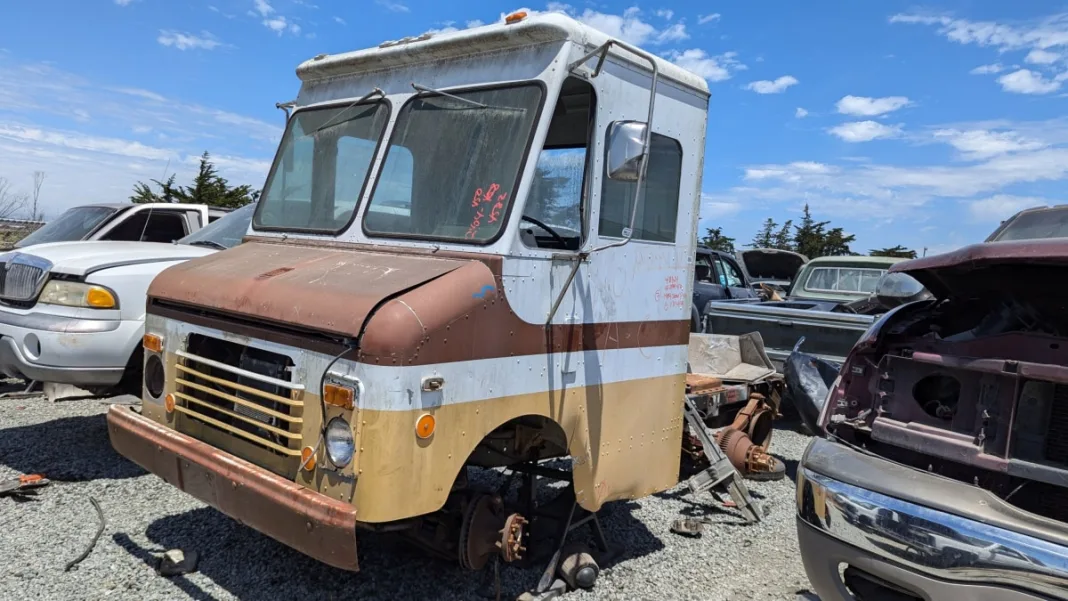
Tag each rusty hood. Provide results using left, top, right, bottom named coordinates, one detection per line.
left=891, top=239, right=1068, bottom=299
left=148, top=241, right=471, bottom=340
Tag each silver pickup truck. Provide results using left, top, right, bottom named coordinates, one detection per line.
left=703, top=255, right=907, bottom=366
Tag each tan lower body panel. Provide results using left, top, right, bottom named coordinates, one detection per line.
left=351, top=374, right=686, bottom=523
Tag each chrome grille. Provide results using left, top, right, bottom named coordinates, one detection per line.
left=173, top=336, right=304, bottom=458
left=0, top=252, right=51, bottom=302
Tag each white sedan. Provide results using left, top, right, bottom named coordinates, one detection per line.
left=0, top=202, right=255, bottom=395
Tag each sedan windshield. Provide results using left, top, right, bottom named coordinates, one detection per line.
left=179, top=202, right=256, bottom=249
left=15, top=206, right=117, bottom=248
left=364, top=84, right=543, bottom=243
left=254, top=101, right=390, bottom=232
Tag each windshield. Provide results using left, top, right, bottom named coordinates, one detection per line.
left=179, top=202, right=256, bottom=249
left=253, top=101, right=390, bottom=232
left=990, top=207, right=1068, bottom=241
left=15, top=206, right=118, bottom=248
left=364, top=84, right=544, bottom=243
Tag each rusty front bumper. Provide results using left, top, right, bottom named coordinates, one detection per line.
left=107, top=404, right=359, bottom=571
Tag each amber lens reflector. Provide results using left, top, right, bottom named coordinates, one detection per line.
left=505, top=10, right=527, bottom=23
left=301, top=446, right=317, bottom=471
left=164, top=393, right=175, bottom=413
left=143, top=333, right=163, bottom=353
left=416, top=413, right=436, bottom=439
left=324, top=383, right=355, bottom=409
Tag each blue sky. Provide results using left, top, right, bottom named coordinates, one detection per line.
left=1, top=1, right=1067, bottom=255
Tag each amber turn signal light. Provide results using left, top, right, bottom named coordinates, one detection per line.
left=164, top=393, right=175, bottom=413
left=416, top=413, right=436, bottom=439
left=505, top=10, right=527, bottom=24
left=143, top=333, right=164, bottom=353
left=324, top=383, right=355, bottom=410
left=300, top=446, right=317, bottom=471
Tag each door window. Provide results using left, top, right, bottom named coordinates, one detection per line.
left=717, top=257, right=745, bottom=288
left=599, top=131, right=682, bottom=243
left=102, top=210, right=188, bottom=242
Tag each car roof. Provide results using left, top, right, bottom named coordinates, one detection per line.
left=806, top=255, right=906, bottom=266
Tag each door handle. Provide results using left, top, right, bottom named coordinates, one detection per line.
left=776, top=320, right=794, bottom=327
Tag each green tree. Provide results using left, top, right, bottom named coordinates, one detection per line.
left=701, top=227, right=736, bottom=253
left=750, top=218, right=776, bottom=248
left=772, top=219, right=793, bottom=250
left=870, top=245, right=917, bottom=259
left=791, top=204, right=855, bottom=257
left=130, top=152, right=258, bottom=208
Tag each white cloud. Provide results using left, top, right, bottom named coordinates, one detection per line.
left=289, top=23, right=301, bottom=35
left=114, top=0, right=137, bottom=5
left=998, top=68, right=1062, bottom=94
left=157, top=30, right=222, bottom=51
left=548, top=5, right=688, bottom=46
left=333, top=16, right=346, bottom=25
left=655, top=9, right=673, bottom=20
left=932, top=128, right=1047, bottom=160
left=698, top=13, right=721, bottom=25
left=0, top=57, right=277, bottom=216
left=700, top=195, right=741, bottom=218
left=795, top=107, right=809, bottom=118
left=655, top=23, right=689, bottom=44
left=968, top=195, right=1048, bottom=222
left=746, top=75, right=798, bottom=94
left=253, top=0, right=274, bottom=17
left=828, top=121, right=902, bottom=142
left=1026, top=48, right=1062, bottom=64
left=668, top=49, right=743, bottom=82
left=970, top=63, right=1004, bottom=74
left=376, top=0, right=410, bottom=13
left=263, top=17, right=287, bottom=33
left=835, top=95, right=912, bottom=117
left=889, top=12, right=1068, bottom=53
left=467, top=20, right=485, bottom=28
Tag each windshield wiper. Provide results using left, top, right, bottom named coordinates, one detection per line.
left=410, top=83, right=487, bottom=109
left=186, top=240, right=226, bottom=250
left=311, top=87, right=385, bottom=135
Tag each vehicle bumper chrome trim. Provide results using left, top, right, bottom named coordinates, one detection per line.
left=107, top=405, right=359, bottom=571
left=0, top=310, right=120, bottom=333
left=797, top=465, right=1068, bottom=599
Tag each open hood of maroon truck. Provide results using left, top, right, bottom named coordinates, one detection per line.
left=890, top=239, right=1068, bottom=299
left=147, top=241, right=470, bottom=340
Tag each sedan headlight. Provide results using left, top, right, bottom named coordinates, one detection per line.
left=39, top=281, right=117, bottom=309
left=325, top=417, right=355, bottom=467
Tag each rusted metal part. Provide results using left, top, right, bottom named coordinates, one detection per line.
left=148, top=241, right=468, bottom=341
left=714, top=427, right=786, bottom=481
left=106, top=404, right=360, bottom=571
left=149, top=241, right=690, bottom=365
left=0, top=473, right=49, bottom=496
left=685, top=373, right=723, bottom=394
left=458, top=493, right=526, bottom=570
left=500, top=513, right=528, bottom=563
left=729, top=394, right=776, bottom=450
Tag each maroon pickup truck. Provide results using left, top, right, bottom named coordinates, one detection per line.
left=796, top=239, right=1068, bottom=600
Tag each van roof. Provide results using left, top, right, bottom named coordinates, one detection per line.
left=296, top=12, right=710, bottom=97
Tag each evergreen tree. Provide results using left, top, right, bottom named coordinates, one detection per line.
left=130, top=152, right=258, bottom=208
left=701, top=227, right=736, bottom=253
left=750, top=218, right=776, bottom=248
left=870, top=245, right=917, bottom=259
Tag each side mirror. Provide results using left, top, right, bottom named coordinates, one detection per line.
left=606, top=121, right=647, bottom=182
left=875, top=272, right=930, bottom=308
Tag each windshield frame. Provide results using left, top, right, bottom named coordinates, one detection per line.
left=250, top=97, right=392, bottom=236
left=15, top=205, right=121, bottom=248
left=360, top=80, right=548, bottom=246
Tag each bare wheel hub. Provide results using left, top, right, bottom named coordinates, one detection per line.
left=458, top=494, right=527, bottom=570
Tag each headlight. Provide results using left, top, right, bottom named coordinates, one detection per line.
left=325, top=417, right=355, bottom=467
left=39, top=281, right=117, bottom=309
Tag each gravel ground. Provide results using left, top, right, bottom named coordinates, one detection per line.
left=0, top=391, right=816, bottom=601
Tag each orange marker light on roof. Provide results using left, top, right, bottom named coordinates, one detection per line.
left=505, top=11, right=527, bottom=24
left=416, top=413, right=436, bottom=439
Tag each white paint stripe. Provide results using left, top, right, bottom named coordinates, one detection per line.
left=153, top=315, right=688, bottom=413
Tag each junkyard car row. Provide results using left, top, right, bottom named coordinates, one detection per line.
left=3, top=12, right=1068, bottom=601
